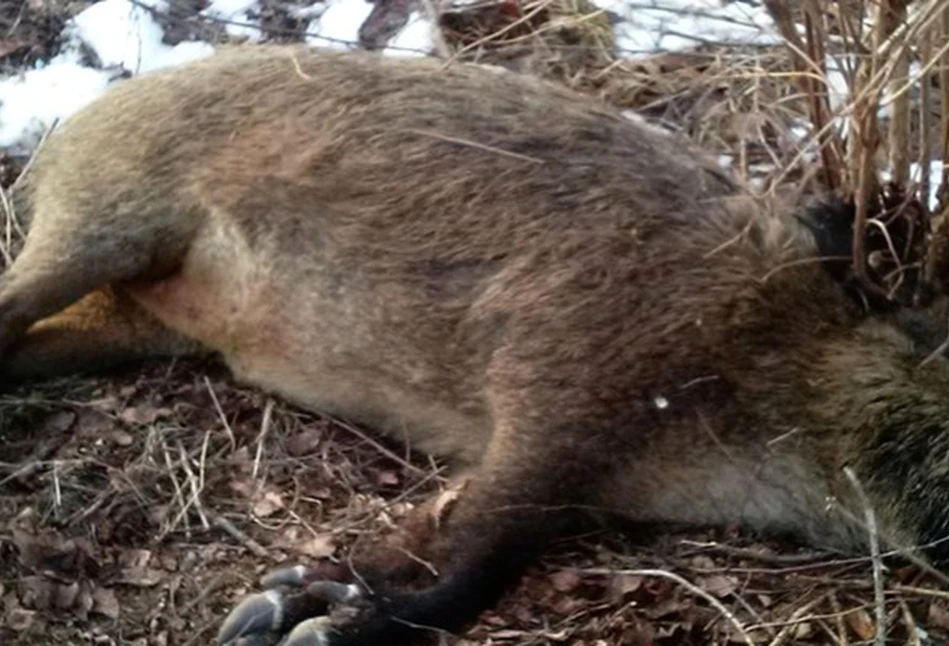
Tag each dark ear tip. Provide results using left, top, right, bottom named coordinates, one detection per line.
left=794, top=196, right=855, bottom=281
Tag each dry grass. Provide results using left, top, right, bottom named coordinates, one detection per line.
left=4, top=1, right=949, bottom=645
left=763, top=0, right=949, bottom=305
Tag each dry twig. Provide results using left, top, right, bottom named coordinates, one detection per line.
left=843, top=466, right=887, bottom=646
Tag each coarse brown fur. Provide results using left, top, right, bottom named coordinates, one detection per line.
left=4, top=44, right=949, bottom=644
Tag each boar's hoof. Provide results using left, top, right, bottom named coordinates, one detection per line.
left=218, top=565, right=364, bottom=646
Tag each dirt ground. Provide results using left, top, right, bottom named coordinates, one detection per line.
left=10, top=368, right=949, bottom=646
left=4, top=1, right=949, bottom=645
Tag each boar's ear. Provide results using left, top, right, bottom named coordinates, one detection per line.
left=793, top=195, right=855, bottom=284
left=892, top=294, right=949, bottom=359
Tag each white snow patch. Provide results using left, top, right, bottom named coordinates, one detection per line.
left=384, top=12, right=433, bottom=57
left=203, top=0, right=257, bottom=16
left=747, top=176, right=767, bottom=193
left=620, top=109, right=676, bottom=136
left=0, top=0, right=214, bottom=152
left=71, top=0, right=214, bottom=74
left=202, top=0, right=263, bottom=42
left=305, top=0, right=374, bottom=49
left=291, top=3, right=329, bottom=21
left=591, top=0, right=780, bottom=59
left=881, top=160, right=946, bottom=211
left=816, top=56, right=855, bottom=140
left=0, top=49, right=111, bottom=151
left=824, top=56, right=853, bottom=113
left=788, top=123, right=810, bottom=143
left=785, top=121, right=821, bottom=164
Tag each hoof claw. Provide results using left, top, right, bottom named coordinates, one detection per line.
left=306, top=581, right=361, bottom=605
left=283, top=617, right=334, bottom=646
left=218, top=567, right=364, bottom=646
left=217, top=589, right=285, bottom=644
left=261, top=565, right=311, bottom=588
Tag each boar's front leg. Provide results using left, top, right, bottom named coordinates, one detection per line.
left=216, top=385, right=620, bottom=645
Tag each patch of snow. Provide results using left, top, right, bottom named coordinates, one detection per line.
left=788, top=123, right=810, bottom=143
left=591, top=0, right=780, bottom=59
left=0, top=0, right=215, bottom=153
left=204, top=0, right=257, bottom=15
left=878, top=60, right=926, bottom=121
left=748, top=162, right=776, bottom=175
left=785, top=121, right=820, bottom=164
left=620, top=109, right=676, bottom=136
left=820, top=55, right=854, bottom=140
left=305, top=0, right=374, bottom=49
left=881, top=160, right=945, bottom=211
left=747, top=176, right=767, bottom=193
left=71, top=0, right=214, bottom=74
left=384, top=12, right=433, bottom=57
left=0, top=49, right=111, bottom=151
left=291, top=2, right=329, bottom=21
left=824, top=56, right=852, bottom=113
left=202, top=0, right=263, bottom=42
left=158, top=40, right=219, bottom=68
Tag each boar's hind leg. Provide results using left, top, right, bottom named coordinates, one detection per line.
left=0, top=286, right=204, bottom=382
left=0, top=199, right=200, bottom=380
left=217, top=398, right=612, bottom=646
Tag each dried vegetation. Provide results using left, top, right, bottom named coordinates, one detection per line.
left=4, top=1, right=949, bottom=644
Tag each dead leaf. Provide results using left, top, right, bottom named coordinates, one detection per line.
left=377, top=470, right=400, bottom=486
left=295, top=535, right=336, bottom=559
left=74, top=410, right=113, bottom=440
left=929, top=602, right=949, bottom=631
left=792, top=621, right=814, bottom=640
left=118, top=549, right=153, bottom=569
left=845, top=607, right=876, bottom=640
left=109, top=429, right=134, bottom=446
left=115, top=568, right=164, bottom=587
left=5, top=607, right=35, bottom=631
left=0, top=39, right=28, bottom=60
left=92, top=587, right=120, bottom=619
left=700, top=574, right=738, bottom=598
left=550, top=596, right=584, bottom=616
left=159, top=554, right=178, bottom=571
left=489, top=629, right=530, bottom=639
left=621, top=619, right=657, bottom=646
left=252, top=490, right=285, bottom=518
left=74, top=581, right=94, bottom=619
left=431, top=479, right=469, bottom=529
left=285, top=428, right=322, bottom=456
left=43, top=411, right=76, bottom=433
left=229, top=479, right=286, bottom=518
left=17, top=576, right=56, bottom=611
left=51, top=581, right=79, bottom=610
left=549, top=569, right=581, bottom=593
left=228, top=478, right=253, bottom=497
left=13, top=530, right=99, bottom=578
left=118, top=405, right=173, bottom=426
left=610, top=573, right=643, bottom=598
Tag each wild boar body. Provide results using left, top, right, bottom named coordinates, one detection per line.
left=4, top=45, right=948, bottom=645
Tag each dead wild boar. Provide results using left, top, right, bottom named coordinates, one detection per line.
left=2, top=44, right=949, bottom=646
